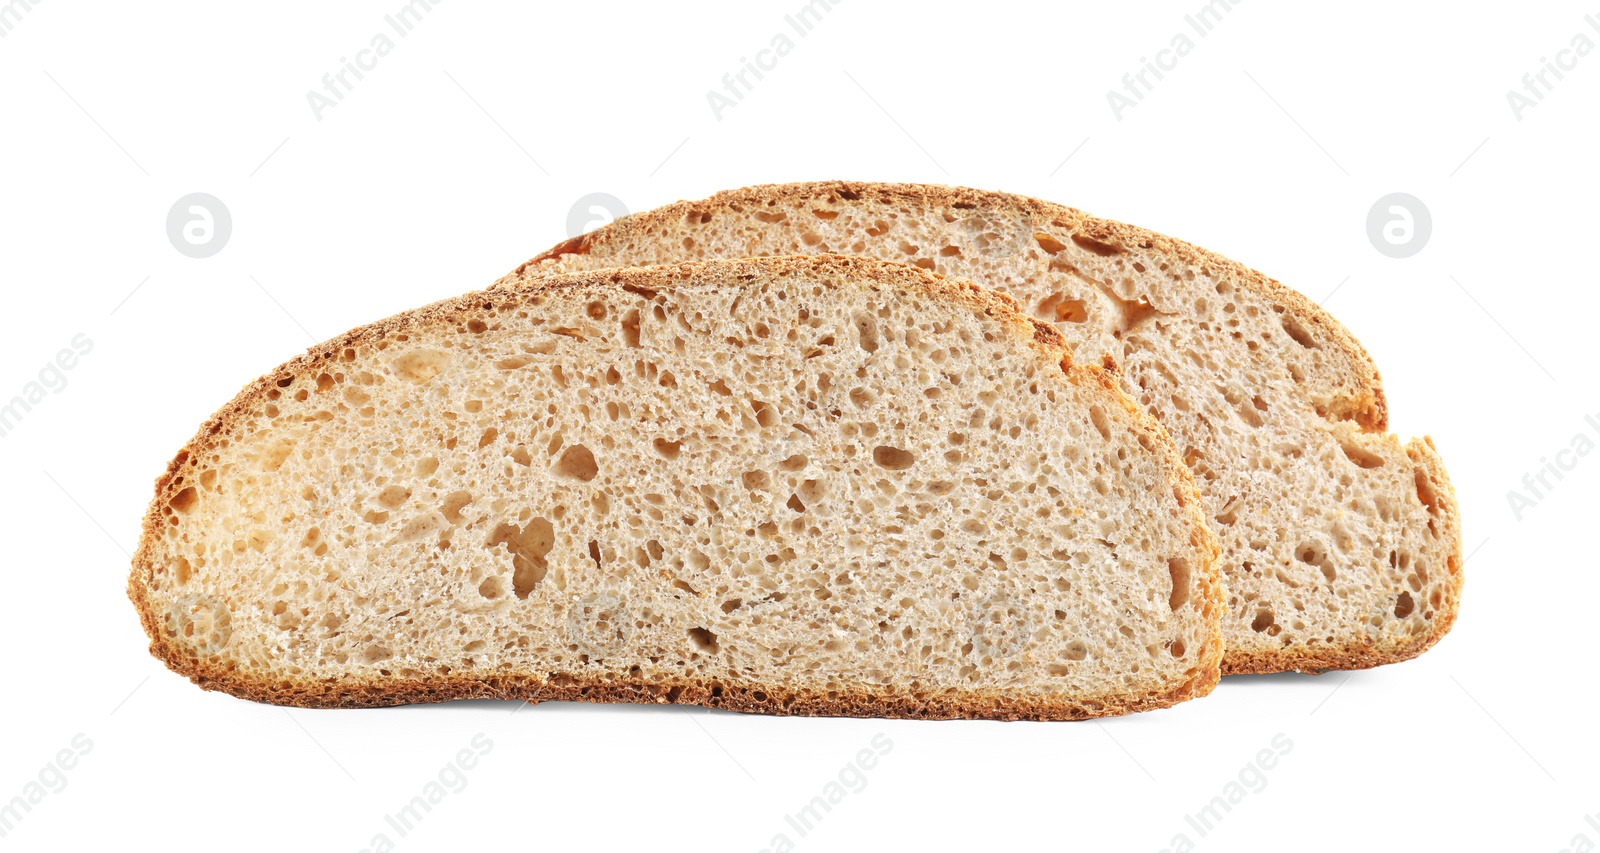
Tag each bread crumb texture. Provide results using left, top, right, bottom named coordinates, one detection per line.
left=509, top=182, right=1463, bottom=674
left=131, top=256, right=1221, bottom=718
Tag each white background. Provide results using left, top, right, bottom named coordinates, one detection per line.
left=0, top=1, right=1595, bottom=850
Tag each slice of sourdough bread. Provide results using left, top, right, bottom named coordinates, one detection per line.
left=502, top=182, right=1463, bottom=674
left=129, top=255, right=1222, bottom=718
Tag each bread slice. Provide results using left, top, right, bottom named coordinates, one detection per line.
left=128, top=255, right=1222, bottom=718
left=502, top=182, right=1463, bottom=674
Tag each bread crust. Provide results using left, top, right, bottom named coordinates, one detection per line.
left=129, top=254, right=1222, bottom=718
left=511, top=182, right=1462, bottom=675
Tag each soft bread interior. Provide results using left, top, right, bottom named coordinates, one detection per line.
left=131, top=256, right=1220, bottom=717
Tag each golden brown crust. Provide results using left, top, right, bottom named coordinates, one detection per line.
left=149, top=666, right=1215, bottom=718
left=510, top=181, right=1460, bottom=675
left=129, top=254, right=1222, bottom=718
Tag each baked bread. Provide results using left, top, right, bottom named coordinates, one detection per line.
left=502, top=182, right=1463, bottom=674
left=129, top=255, right=1222, bottom=718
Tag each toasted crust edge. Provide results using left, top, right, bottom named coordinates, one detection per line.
left=511, top=181, right=1462, bottom=675
left=128, top=254, right=1222, bottom=718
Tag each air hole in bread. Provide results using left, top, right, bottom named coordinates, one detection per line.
left=872, top=446, right=915, bottom=470
left=1034, top=234, right=1067, bottom=255
left=1340, top=441, right=1384, bottom=469
left=441, top=491, right=473, bottom=522
left=1168, top=559, right=1191, bottom=611
left=1296, top=543, right=1337, bottom=583
left=1039, top=293, right=1088, bottom=323
left=169, top=487, right=198, bottom=514
left=395, top=512, right=446, bottom=543
left=688, top=627, right=719, bottom=653
left=376, top=486, right=410, bottom=508
left=552, top=445, right=598, bottom=481
left=1221, top=384, right=1264, bottom=428
left=1070, top=234, right=1122, bottom=256
left=392, top=349, right=450, bottom=383
left=617, top=307, right=643, bottom=347
left=1088, top=405, right=1111, bottom=441
left=1109, top=294, right=1158, bottom=334
left=751, top=400, right=778, bottom=427
left=1280, top=315, right=1317, bottom=348
left=487, top=517, right=554, bottom=598
left=1414, top=470, right=1440, bottom=533
left=853, top=312, right=880, bottom=353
